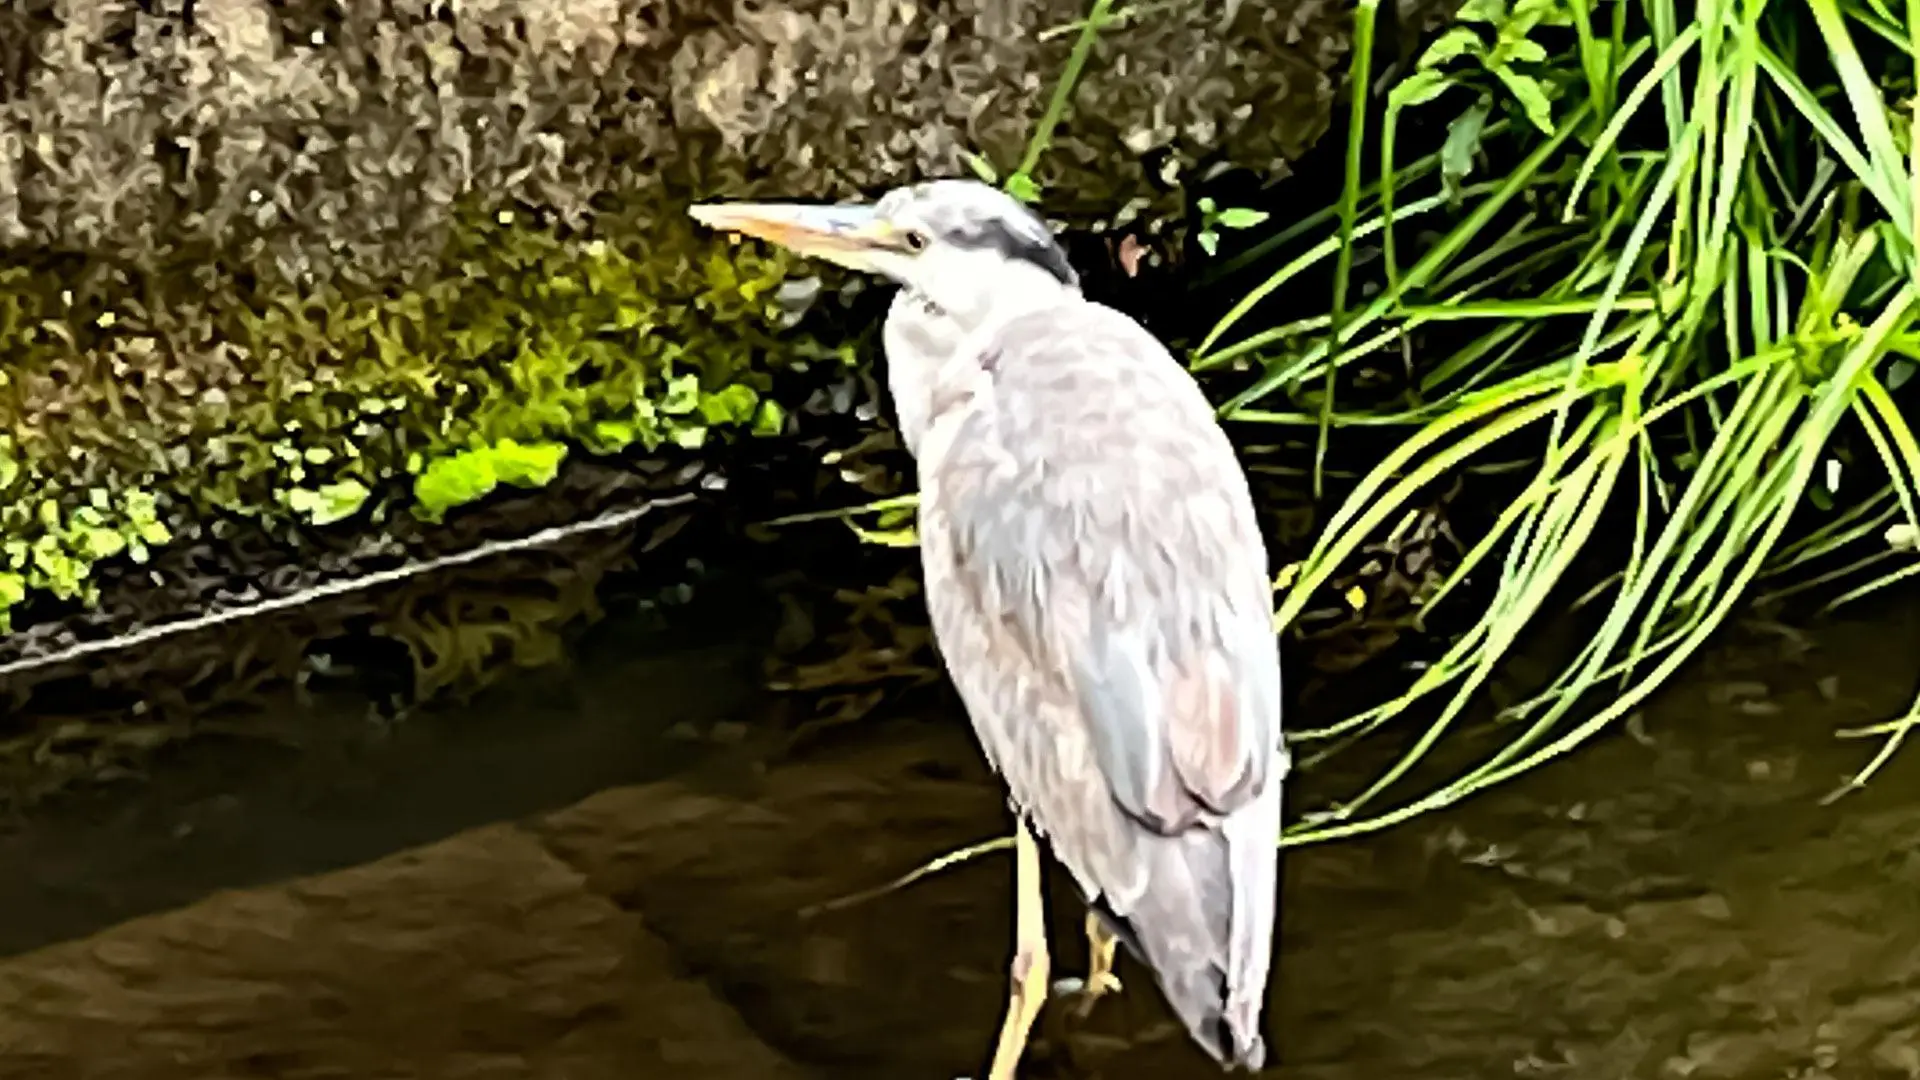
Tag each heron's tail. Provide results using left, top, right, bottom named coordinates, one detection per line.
left=1219, top=764, right=1284, bottom=1066
left=1118, top=763, right=1284, bottom=1070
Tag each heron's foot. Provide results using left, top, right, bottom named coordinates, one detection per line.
left=1049, top=970, right=1123, bottom=1017
left=1055, top=909, right=1124, bottom=1019
left=1035, top=965, right=1124, bottom=1078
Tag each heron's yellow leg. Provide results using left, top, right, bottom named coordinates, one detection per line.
left=986, top=820, right=1050, bottom=1080
left=1071, top=910, right=1123, bottom=1018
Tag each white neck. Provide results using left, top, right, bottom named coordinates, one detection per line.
left=883, top=258, right=1078, bottom=458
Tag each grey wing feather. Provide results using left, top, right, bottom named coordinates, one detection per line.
left=918, top=301, right=1282, bottom=835
left=914, top=301, right=1286, bottom=1065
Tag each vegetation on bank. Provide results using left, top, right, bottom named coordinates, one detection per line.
left=1214, top=0, right=1920, bottom=836
left=0, top=209, right=807, bottom=634
left=815, top=0, right=1920, bottom=839
left=0, top=0, right=1342, bottom=656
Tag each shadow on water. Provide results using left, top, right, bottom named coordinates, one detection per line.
left=3, top=498, right=1920, bottom=1079
left=0, top=569, right=779, bottom=959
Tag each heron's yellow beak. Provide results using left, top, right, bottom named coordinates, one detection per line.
left=688, top=201, right=900, bottom=272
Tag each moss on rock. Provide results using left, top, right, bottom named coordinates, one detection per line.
left=0, top=0, right=1352, bottom=636
left=0, top=207, right=811, bottom=630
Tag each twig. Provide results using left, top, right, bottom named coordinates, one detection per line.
left=0, top=493, right=700, bottom=684
left=799, top=834, right=1014, bottom=918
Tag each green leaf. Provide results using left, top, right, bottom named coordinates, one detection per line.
left=0, top=571, right=23, bottom=608
left=1199, top=231, right=1220, bottom=257
left=1503, top=38, right=1549, bottom=64
left=589, top=419, right=639, bottom=453
left=1442, top=100, right=1493, bottom=196
left=1214, top=207, right=1272, bottom=231
left=1421, top=26, right=1486, bottom=68
left=30, top=537, right=85, bottom=599
left=1510, top=0, right=1573, bottom=27
left=1455, top=0, right=1504, bottom=22
left=289, top=479, right=371, bottom=526
left=751, top=399, right=788, bottom=437
left=1492, top=68, right=1555, bottom=133
left=414, top=451, right=500, bottom=519
left=490, top=439, right=568, bottom=488
left=697, top=384, right=760, bottom=426
left=961, top=150, right=1000, bottom=184
left=1890, top=358, right=1916, bottom=390
left=661, top=372, right=701, bottom=415
left=73, top=525, right=126, bottom=561
left=612, top=301, right=648, bottom=331
left=1004, top=173, right=1043, bottom=205
left=1390, top=69, right=1454, bottom=109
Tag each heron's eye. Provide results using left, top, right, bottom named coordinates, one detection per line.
left=901, top=229, right=931, bottom=253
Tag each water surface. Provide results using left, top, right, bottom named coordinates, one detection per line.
left=2, top=570, right=1918, bottom=1080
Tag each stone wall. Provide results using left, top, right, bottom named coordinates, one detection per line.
left=1, top=0, right=1344, bottom=281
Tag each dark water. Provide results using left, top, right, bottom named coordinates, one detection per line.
left=2, top=554, right=1920, bottom=1079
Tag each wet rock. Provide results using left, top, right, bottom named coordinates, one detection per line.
left=0, top=824, right=807, bottom=1080
left=531, top=738, right=1016, bottom=1075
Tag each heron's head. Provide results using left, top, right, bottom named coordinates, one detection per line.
left=689, top=178, right=1079, bottom=325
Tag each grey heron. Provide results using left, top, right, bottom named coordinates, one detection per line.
left=690, top=178, right=1288, bottom=1077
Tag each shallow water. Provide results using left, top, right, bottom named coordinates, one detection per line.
left=2, top=566, right=1919, bottom=1080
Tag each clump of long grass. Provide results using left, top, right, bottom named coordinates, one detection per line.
left=1193, top=0, right=1920, bottom=842
left=780, top=0, right=1920, bottom=873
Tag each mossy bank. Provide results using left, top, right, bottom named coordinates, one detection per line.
left=0, top=0, right=1354, bottom=708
